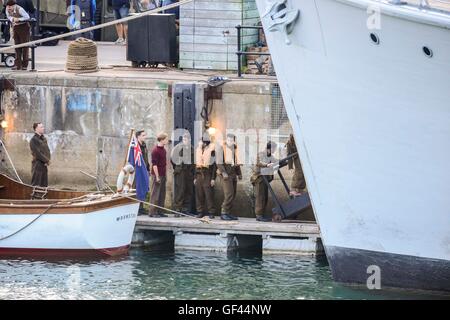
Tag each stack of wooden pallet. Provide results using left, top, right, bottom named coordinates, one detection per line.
left=245, top=46, right=270, bottom=75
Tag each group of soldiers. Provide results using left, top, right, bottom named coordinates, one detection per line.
left=142, top=131, right=248, bottom=221
left=28, top=121, right=306, bottom=222
left=147, top=130, right=306, bottom=222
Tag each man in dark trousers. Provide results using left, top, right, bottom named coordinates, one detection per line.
left=217, top=133, right=242, bottom=221
left=251, top=141, right=277, bottom=222
left=5, top=0, right=30, bottom=70
left=171, top=133, right=195, bottom=217
left=29, top=122, right=51, bottom=187
left=136, top=129, right=150, bottom=215
left=194, top=132, right=217, bottom=219
left=149, top=132, right=169, bottom=218
left=1, top=0, right=35, bottom=43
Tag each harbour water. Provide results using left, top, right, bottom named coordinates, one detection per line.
left=1, top=249, right=448, bottom=300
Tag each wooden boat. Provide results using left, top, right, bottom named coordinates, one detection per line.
left=0, top=174, right=139, bottom=257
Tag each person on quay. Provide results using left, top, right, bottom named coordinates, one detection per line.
left=13, top=0, right=35, bottom=16
left=251, top=141, right=277, bottom=222
left=171, top=132, right=195, bottom=217
left=134, top=130, right=150, bottom=215
left=29, top=122, right=51, bottom=188
left=194, top=132, right=217, bottom=219
left=5, top=0, right=30, bottom=70
left=149, top=132, right=169, bottom=217
left=217, top=133, right=242, bottom=221
left=286, top=134, right=306, bottom=196
left=112, top=0, right=130, bottom=45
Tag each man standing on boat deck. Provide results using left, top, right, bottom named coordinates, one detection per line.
left=217, top=133, right=242, bottom=221
left=149, top=132, right=169, bottom=218
left=29, top=122, right=51, bottom=187
left=251, top=141, right=277, bottom=222
left=171, top=132, right=195, bottom=217
left=5, top=0, right=31, bottom=70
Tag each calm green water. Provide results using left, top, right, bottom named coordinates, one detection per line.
left=0, top=249, right=448, bottom=300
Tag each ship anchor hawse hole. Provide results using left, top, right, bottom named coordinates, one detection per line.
left=263, top=0, right=300, bottom=45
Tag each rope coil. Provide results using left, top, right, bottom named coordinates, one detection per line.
left=65, top=38, right=99, bottom=73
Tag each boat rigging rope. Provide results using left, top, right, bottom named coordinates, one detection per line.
left=0, top=0, right=193, bottom=54
left=0, top=139, right=23, bottom=183
left=104, top=183, right=201, bottom=220
left=0, top=191, right=116, bottom=242
left=79, top=170, right=205, bottom=221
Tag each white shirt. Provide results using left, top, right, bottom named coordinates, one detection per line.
left=6, top=5, right=30, bottom=25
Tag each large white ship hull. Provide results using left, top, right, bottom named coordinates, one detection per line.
left=256, top=0, right=450, bottom=291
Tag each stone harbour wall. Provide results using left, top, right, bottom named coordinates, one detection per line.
left=0, top=73, right=305, bottom=218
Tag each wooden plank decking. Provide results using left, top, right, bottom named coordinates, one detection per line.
left=135, top=215, right=320, bottom=238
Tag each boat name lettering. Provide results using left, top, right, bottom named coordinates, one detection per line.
left=116, top=213, right=137, bottom=222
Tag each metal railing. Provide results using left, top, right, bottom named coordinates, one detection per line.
left=236, top=25, right=271, bottom=78
left=0, top=18, right=37, bottom=71
left=390, top=0, right=450, bottom=12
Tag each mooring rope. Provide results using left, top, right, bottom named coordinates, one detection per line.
left=79, top=170, right=206, bottom=221
left=0, top=201, right=60, bottom=241
left=0, top=191, right=127, bottom=242
left=0, top=0, right=193, bottom=54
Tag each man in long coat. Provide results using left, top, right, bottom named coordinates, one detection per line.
left=29, top=122, right=51, bottom=187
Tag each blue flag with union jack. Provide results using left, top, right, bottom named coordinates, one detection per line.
left=128, top=136, right=149, bottom=201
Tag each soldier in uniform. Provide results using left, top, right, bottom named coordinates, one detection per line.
left=171, top=133, right=195, bottom=216
left=251, top=141, right=277, bottom=222
left=29, top=122, right=51, bottom=187
left=217, top=133, right=242, bottom=221
left=194, top=132, right=217, bottom=219
left=286, top=134, right=306, bottom=196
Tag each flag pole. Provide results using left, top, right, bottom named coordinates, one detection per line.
left=124, top=128, right=136, bottom=167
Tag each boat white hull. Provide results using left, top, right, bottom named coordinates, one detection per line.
left=0, top=203, right=139, bottom=257
left=256, top=0, right=450, bottom=291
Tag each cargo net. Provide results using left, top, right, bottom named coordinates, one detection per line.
left=270, top=83, right=291, bottom=139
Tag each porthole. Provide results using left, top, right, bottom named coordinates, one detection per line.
left=370, top=33, right=380, bottom=45
left=423, top=46, right=433, bottom=58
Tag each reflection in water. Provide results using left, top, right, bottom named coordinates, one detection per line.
left=0, top=249, right=449, bottom=300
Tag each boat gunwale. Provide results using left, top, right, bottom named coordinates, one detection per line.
left=334, top=0, right=450, bottom=29
left=0, top=196, right=139, bottom=214
left=0, top=173, right=139, bottom=213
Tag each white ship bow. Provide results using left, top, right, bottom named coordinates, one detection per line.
left=256, top=0, right=450, bottom=291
